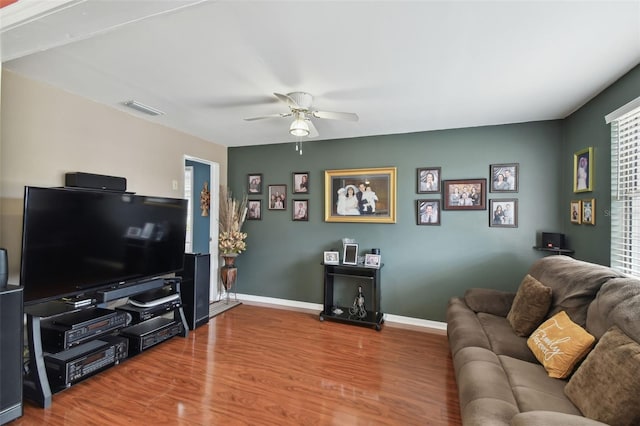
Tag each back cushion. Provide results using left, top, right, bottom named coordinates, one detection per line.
left=527, top=255, right=619, bottom=327
left=586, top=277, right=640, bottom=341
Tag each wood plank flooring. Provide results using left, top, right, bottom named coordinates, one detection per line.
left=14, top=304, right=462, bottom=425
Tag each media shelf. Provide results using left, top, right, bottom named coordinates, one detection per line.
left=23, top=277, right=189, bottom=408
left=319, top=263, right=384, bottom=331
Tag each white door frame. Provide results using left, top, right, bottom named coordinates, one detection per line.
left=184, top=155, right=220, bottom=302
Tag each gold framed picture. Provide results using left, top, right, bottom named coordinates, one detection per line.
left=582, top=198, right=595, bottom=225
left=570, top=200, right=582, bottom=224
left=324, top=167, right=397, bottom=223
left=574, top=147, right=593, bottom=192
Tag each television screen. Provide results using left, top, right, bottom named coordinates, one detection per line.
left=20, top=186, right=187, bottom=305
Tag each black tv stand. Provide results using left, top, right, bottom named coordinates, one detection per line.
left=23, top=277, right=188, bottom=408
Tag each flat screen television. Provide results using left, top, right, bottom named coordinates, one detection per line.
left=20, top=186, right=188, bottom=305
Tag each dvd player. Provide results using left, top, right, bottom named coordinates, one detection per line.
left=41, top=308, right=129, bottom=350
left=116, top=298, right=182, bottom=324
left=120, top=317, right=184, bottom=355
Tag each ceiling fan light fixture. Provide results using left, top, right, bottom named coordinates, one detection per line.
left=289, top=117, right=309, bottom=137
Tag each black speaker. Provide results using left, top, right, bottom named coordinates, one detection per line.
left=0, top=286, right=23, bottom=424
left=0, top=249, right=7, bottom=289
left=179, top=254, right=210, bottom=330
left=541, top=232, right=566, bottom=249
left=65, top=172, right=127, bottom=192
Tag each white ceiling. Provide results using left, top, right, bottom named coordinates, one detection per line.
left=2, top=0, right=640, bottom=147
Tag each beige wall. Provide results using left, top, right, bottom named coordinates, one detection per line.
left=0, top=69, right=227, bottom=280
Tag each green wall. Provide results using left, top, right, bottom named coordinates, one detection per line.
left=228, top=121, right=563, bottom=321
left=562, top=64, right=640, bottom=265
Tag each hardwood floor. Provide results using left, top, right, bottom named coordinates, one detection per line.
left=15, top=304, right=462, bottom=425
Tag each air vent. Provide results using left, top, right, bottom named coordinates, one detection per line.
left=123, top=100, right=164, bottom=116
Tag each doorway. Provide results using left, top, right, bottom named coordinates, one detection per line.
left=184, top=156, right=220, bottom=302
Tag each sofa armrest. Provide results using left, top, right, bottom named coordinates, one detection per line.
left=464, top=288, right=515, bottom=317
left=511, top=411, right=608, bottom=426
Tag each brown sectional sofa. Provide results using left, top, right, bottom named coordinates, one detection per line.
left=446, top=255, right=640, bottom=426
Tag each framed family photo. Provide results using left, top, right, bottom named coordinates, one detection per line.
left=324, top=167, right=397, bottom=223
left=443, top=179, right=486, bottom=210
left=416, top=199, right=441, bottom=225
left=268, top=184, right=287, bottom=210
left=247, top=173, right=263, bottom=194
left=574, top=147, right=593, bottom=193
left=582, top=198, right=595, bottom=225
left=323, top=251, right=339, bottom=265
left=417, top=167, right=441, bottom=193
left=292, top=199, right=308, bottom=221
left=489, top=199, right=518, bottom=227
left=364, top=253, right=381, bottom=268
left=292, top=172, right=309, bottom=194
left=246, top=200, right=262, bottom=220
left=570, top=200, right=582, bottom=224
left=490, top=163, right=518, bottom=192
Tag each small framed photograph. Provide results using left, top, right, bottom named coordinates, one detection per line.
left=323, top=251, right=339, bottom=265
left=417, top=199, right=441, bottom=225
left=246, top=200, right=262, bottom=220
left=343, top=243, right=359, bottom=265
left=443, top=179, right=486, bottom=210
left=490, top=163, right=519, bottom=192
left=292, top=199, right=308, bottom=221
left=364, top=253, right=381, bottom=268
left=582, top=198, right=595, bottom=225
left=574, top=147, right=593, bottom=193
left=570, top=200, right=582, bottom=224
left=292, top=172, right=309, bottom=194
left=489, top=199, right=518, bottom=227
left=268, top=184, right=287, bottom=210
left=417, top=167, right=441, bottom=193
left=247, top=173, right=263, bottom=194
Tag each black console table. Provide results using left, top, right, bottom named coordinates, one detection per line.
left=319, top=263, right=384, bottom=331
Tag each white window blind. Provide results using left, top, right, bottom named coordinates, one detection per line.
left=610, top=101, right=640, bottom=276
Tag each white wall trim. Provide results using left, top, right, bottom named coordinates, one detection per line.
left=234, top=293, right=447, bottom=332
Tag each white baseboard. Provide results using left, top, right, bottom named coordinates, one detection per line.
left=235, top=293, right=447, bottom=332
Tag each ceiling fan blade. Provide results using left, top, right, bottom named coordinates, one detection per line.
left=312, top=110, right=359, bottom=121
left=274, top=92, right=300, bottom=109
left=244, top=112, right=291, bottom=121
left=306, top=119, right=319, bottom=138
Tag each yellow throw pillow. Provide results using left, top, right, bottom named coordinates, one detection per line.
left=527, top=311, right=595, bottom=379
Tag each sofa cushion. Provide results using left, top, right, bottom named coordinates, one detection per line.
left=527, top=311, right=595, bottom=379
left=586, top=276, right=640, bottom=341
left=564, top=326, right=640, bottom=426
left=506, top=274, right=552, bottom=336
left=498, top=355, right=581, bottom=415
left=446, top=297, right=492, bottom=357
left=464, top=288, right=515, bottom=317
left=477, top=313, right=537, bottom=363
left=527, top=255, right=620, bottom=327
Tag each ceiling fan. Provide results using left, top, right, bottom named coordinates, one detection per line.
left=244, top=92, right=359, bottom=138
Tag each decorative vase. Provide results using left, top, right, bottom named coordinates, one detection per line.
left=220, top=254, right=238, bottom=291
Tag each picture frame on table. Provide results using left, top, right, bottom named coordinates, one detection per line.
left=324, top=167, right=397, bottom=223
left=247, top=173, right=263, bottom=194
left=489, top=199, right=518, bottom=228
left=570, top=200, right=582, bottom=224
left=443, top=179, right=486, bottom=210
left=364, top=253, right=381, bottom=268
left=246, top=200, right=262, bottom=220
left=292, top=172, right=309, bottom=194
left=323, top=251, right=340, bottom=265
left=417, top=167, right=441, bottom=193
left=292, top=199, right=309, bottom=221
left=574, top=147, right=594, bottom=193
left=416, top=199, right=441, bottom=225
left=582, top=198, right=595, bottom=225
left=490, top=163, right=519, bottom=192
left=342, top=243, right=359, bottom=265
left=268, top=184, right=287, bottom=210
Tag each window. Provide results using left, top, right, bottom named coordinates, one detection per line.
left=607, top=97, right=640, bottom=276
